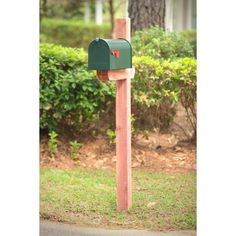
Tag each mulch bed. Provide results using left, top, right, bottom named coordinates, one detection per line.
left=40, top=130, right=196, bottom=173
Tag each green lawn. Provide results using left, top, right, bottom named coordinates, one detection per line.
left=40, top=168, right=196, bottom=230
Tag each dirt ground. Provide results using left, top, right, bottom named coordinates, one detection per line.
left=40, top=106, right=196, bottom=173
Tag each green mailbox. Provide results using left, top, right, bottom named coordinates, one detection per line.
left=88, top=38, right=132, bottom=70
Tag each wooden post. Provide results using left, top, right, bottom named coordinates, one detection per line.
left=114, top=18, right=132, bottom=211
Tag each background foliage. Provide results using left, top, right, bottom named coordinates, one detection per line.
left=132, top=26, right=194, bottom=60
left=181, top=29, right=197, bottom=58
left=40, top=18, right=111, bottom=49
left=40, top=0, right=84, bottom=20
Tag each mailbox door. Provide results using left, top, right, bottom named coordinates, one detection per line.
left=88, top=39, right=110, bottom=70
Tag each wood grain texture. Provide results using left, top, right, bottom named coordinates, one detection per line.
left=96, top=68, right=135, bottom=81
left=114, top=18, right=132, bottom=211
left=96, top=70, right=109, bottom=81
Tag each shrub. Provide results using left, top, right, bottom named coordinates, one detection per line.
left=176, top=57, right=197, bottom=138
left=181, top=29, right=197, bottom=57
left=40, top=43, right=115, bottom=131
left=40, top=43, right=196, bottom=136
left=132, top=26, right=194, bottom=60
left=132, top=56, right=196, bottom=132
left=40, top=18, right=111, bottom=49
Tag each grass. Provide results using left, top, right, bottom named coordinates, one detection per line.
left=40, top=168, right=196, bottom=230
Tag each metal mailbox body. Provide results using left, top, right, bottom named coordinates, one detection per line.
left=88, top=38, right=132, bottom=70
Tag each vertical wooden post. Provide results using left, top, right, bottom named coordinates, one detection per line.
left=114, top=18, right=132, bottom=211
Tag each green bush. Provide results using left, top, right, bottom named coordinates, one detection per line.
left=40, top=18, right=111, bottom=49
left=181, top=29, right=197, bottom=57
left=132, top=26, right=194, bottom=60
left=132, top=56, right=196, bottom=130
left=40, top=43, right=196, bottom=135
left=40, top=43, right=115, bottom=131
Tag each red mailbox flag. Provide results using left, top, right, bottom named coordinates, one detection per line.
left=111, top=49, right=120, bottom=59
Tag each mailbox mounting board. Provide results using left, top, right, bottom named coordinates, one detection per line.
left=88, top=38, right=132, bottom=70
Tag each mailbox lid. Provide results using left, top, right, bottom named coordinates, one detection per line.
left=88, top=38, right=132, bottom=70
